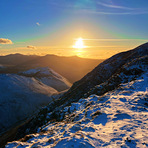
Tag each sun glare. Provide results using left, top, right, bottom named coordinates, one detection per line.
left=73, top=38, right=85, bottom=49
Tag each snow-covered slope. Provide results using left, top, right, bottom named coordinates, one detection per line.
left=6, top=72, right=148, bottom=148
left=0, top=67, right=71, bottom=136
left=0, top=74, right=59, bottom=134
left=20, top=67, right=72, bottom=92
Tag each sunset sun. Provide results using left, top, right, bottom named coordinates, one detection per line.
left=73, top=38, right=85, bottom=49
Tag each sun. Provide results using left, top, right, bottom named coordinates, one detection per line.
left=73, top=38, right=85, bottom=49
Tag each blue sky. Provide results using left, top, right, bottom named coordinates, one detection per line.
left=0, top=0, right=148, bottom=58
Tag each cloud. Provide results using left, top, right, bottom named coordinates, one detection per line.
left=77, top=9, right=148, bottom=15
left=83, top=38, right=148, bottom=41
left=27, top=45, right=37, bottom=49
left=97, top=2, right=135, bottom=10
left=36, top=22, right=40, bottom=26
left=0, top=38, right=13, bottom=44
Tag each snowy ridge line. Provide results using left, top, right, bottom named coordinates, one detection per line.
left=19, top=67, right=72, bottom=92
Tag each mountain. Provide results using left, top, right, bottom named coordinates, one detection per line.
left=5, top=42, right=148, bottom=148
left=0, top=53, right=38, bottom=66
left=0, top=67, right=71, bottom=137
left=0, top=54, right=103, bottom=83
left=20, top=67, right=72, bottom=92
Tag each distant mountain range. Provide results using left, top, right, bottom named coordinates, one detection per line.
left=0, top=54, right=103, bottom=83
left=0, top=54, right=38, bottom=66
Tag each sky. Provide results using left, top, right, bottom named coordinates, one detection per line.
left=0, top=0, right=148, bottom=59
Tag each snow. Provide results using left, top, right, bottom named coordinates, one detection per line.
left=0, top=74, right=58, bottom=134
left=0, top=67, right=71, bottom=136
left=6, top=72, right=148, bottom=147
left=22, top=67, right=60, bottom=77
left=37, top=77, right=71, bottom=92
left=21, top=67, right=72, bottom=92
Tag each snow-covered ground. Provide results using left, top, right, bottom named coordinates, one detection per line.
left=0, top=67, right=71, bottom=134
left=0, top=74, right=59, bottom=134
left=21, top=67, right=72, bottom=92
left=6, top=72, right=148, bottom=147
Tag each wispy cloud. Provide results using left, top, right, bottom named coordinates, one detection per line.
left=0, top=38, right=13, bottom=44
left=50, top=1, right=148, bottom=15
left=83, top=38, right=148, bottom=41
left=87, top=45, right=125, bottom=48
left=97, top=2, right=135, bottom=10
left=36, top=22, right=40, bottom=26
left=27, top=45, right=37, bottom=49
left=78, top=9, right=148, bottom=15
